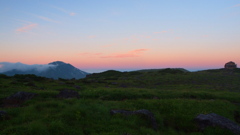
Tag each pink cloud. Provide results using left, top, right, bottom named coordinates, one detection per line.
left=69, top=12, right=76, bottom=16
left=101, top=49, right=148, bottom=58
left=130, top=49, right=148, bottom=53
left=16, top=23, right=38, bottom=32
left=78, top=49, right=148, bottom=59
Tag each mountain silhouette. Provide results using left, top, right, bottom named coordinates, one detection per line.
left=1, top=61, right=88, bottom=79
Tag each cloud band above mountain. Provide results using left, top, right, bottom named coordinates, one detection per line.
left=0, top=62, right=57, bottom=73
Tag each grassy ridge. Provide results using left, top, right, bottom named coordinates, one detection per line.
left=1, top=69, right=240, bottom=135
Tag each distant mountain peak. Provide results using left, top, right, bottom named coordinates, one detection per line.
left=49, top=61, right=68, bottom=65
left=1, top=61, right=89, bottom=79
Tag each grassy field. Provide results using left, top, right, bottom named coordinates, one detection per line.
left=1, top=68, right=240, bottom=135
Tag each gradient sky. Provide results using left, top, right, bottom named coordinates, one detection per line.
left=1, top=0, right=240, bottom=72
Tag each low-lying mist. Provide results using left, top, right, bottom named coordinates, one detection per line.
left=0, top=62, right=57, bottom=73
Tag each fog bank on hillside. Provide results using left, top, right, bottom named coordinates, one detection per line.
left=0, top=62, right=57, bottom=73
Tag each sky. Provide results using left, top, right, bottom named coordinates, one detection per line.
left=0, top=0, right=240, bottom=73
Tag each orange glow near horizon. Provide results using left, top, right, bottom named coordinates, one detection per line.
left=1, top=47, right=239, bottom=71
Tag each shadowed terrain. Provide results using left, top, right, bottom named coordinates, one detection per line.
left=1, top=68, right=240, bottom=135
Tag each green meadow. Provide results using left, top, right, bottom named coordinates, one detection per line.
left=1, top=68, right=240, bottom=135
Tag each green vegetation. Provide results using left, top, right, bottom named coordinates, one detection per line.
left=1, top=68, right=240, bottom=135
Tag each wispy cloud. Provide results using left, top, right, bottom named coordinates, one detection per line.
left=37, top=16, right=59, bottom=23
left=16, top=23, right=38, bottom=32
left=52, top=6, right=76, bottom=16
left=233, top=4, right=240, bottom=7
left=78, top=49, right=148, bottom=59
left=101, top=49, right=148, bottom=58
left=131, top=49, right=148, bottom=53
left=69, top=12, right=76, bottom=16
